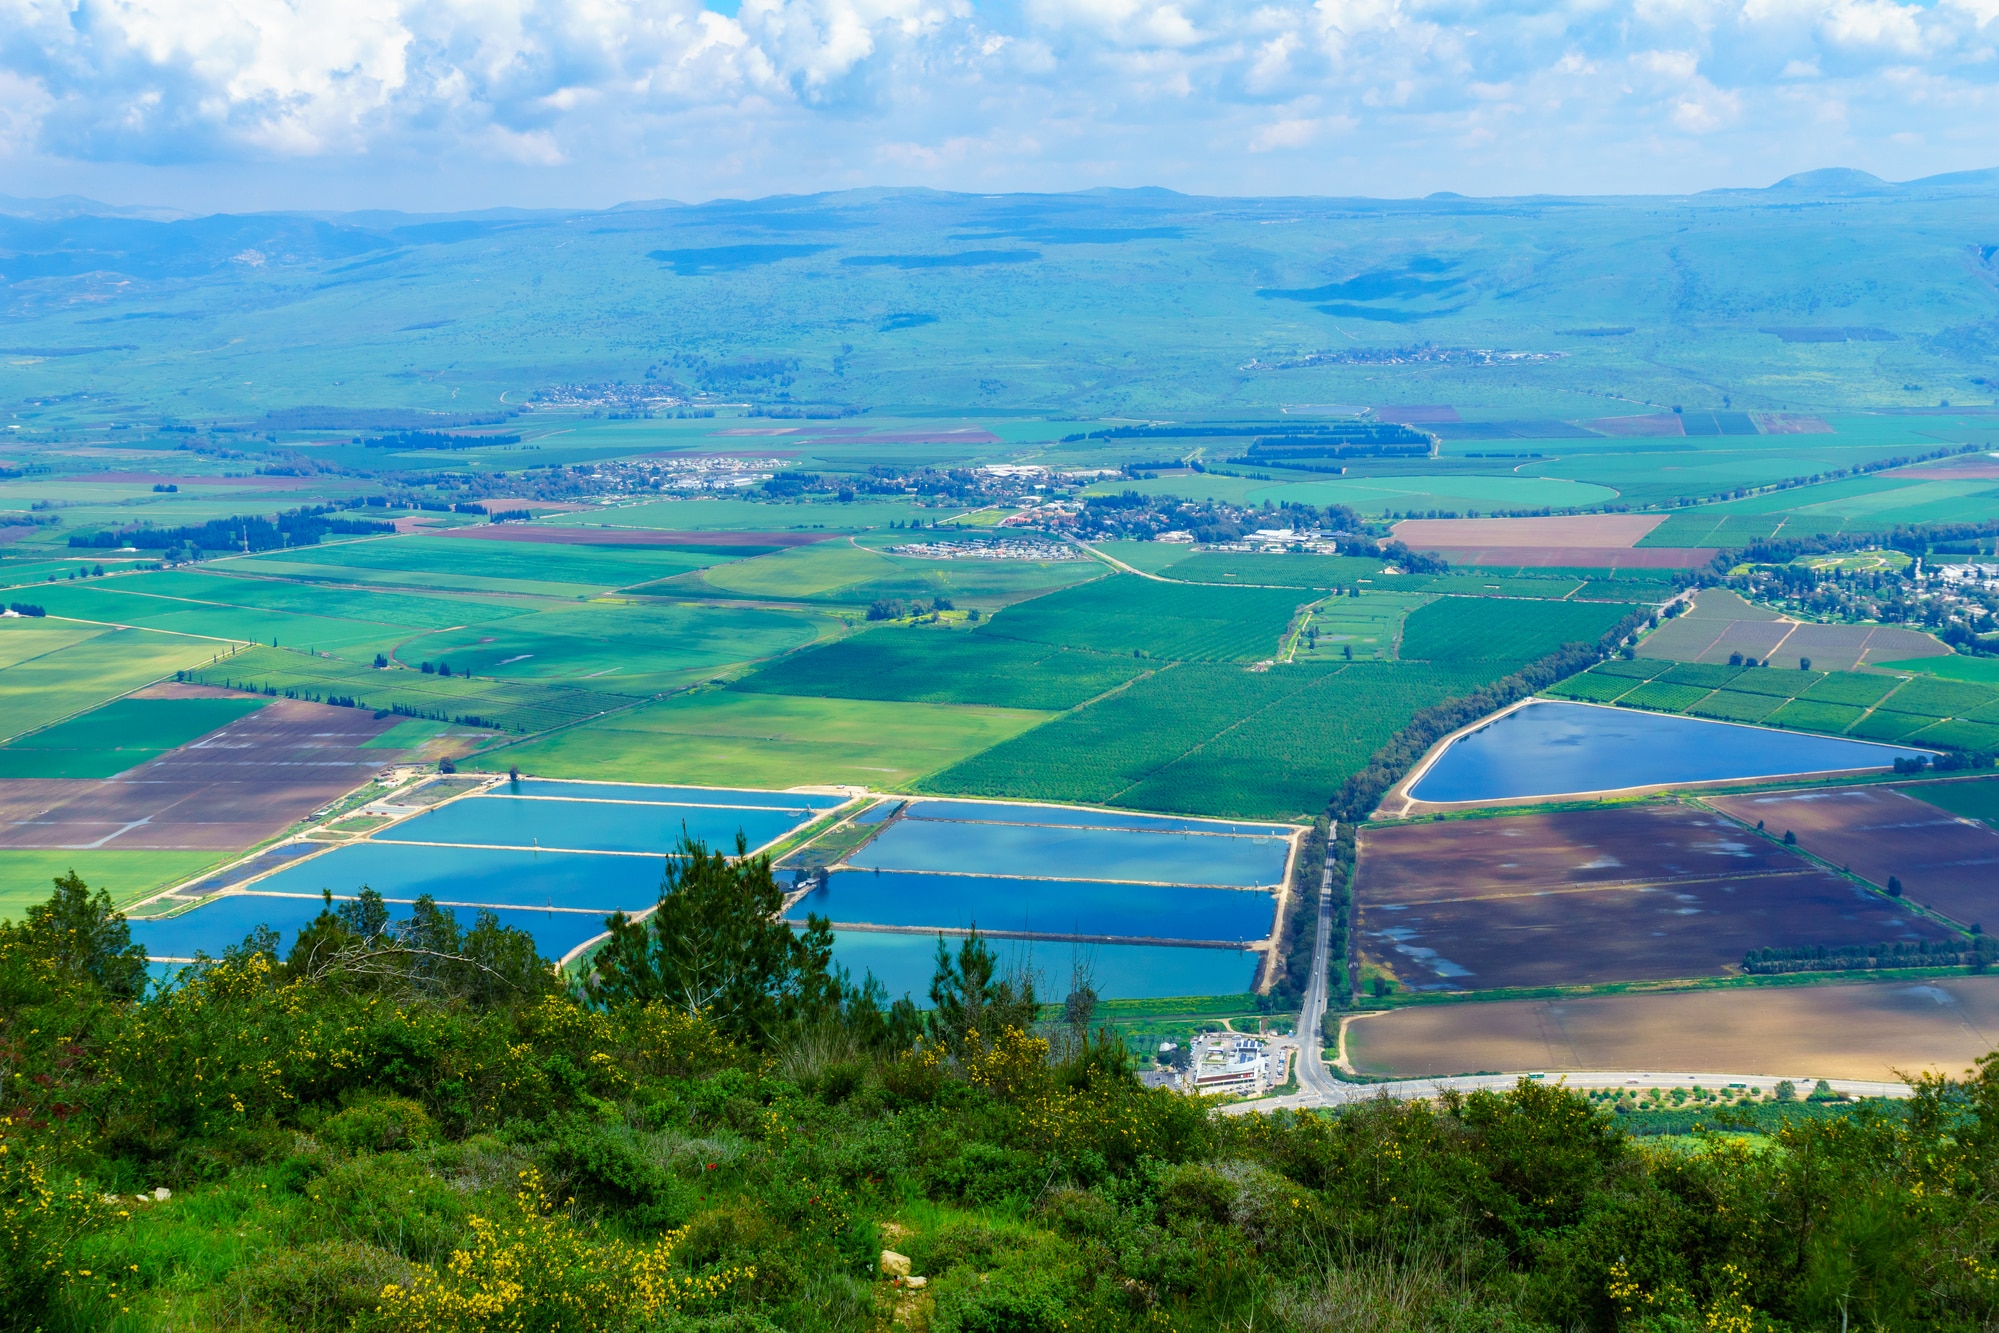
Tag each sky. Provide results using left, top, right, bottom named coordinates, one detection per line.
left=0, top=0, right=1994, bottom=212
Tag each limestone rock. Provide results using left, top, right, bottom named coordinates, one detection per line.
left=881, top=1249, right=912, bottom=1279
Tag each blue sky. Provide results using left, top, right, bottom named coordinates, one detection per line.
left=0, top=0, right=1993, bottom=211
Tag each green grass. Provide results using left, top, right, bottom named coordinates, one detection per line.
left=1848, top=709, right=1940, bottom=743
left=1594, top=657, right=1670, bottom=679
left=919, top=660, right=1503, bottom=820
left=1907, top=719, right=1999, bottom=752
left=1904, top=776, right=1999, bottom=827
left=0, top=623, right=223, bottom=744
left=29, top=582, right=402, bottom=654
left=1728, top=667, right=1828, bottom=697
left=390, top=601, right=828, bottom=695
left=1397, top=596, right=1636, bottom=664
left=662, top=539, right=1106, bottom=609
left=1294, top=591, right=1430, bottom=662
left=182, top=645, right=640, bottom=735
left=1415, top=574, right=1589, bottom=599
left=1879, top=655, right=1999, bottom=685
left=1657, top=662, right=1745, bottom=689
left=734, top=623, right=1150, bottom=710
left=0, top=849, right=225, bottom=919
left=473, top=688, right=1051, bottom=789
left=1090, top=540, right=1197, bottom=574
left=0, top=697, right=265, bottom=777
left=977, top=575, right=1307, bottom=662
left=1543, top=671, right=1638, bottom=703
left=1799, top=673, right=1901, bottom=707
left=1241, top=474, right=1620, bottom=514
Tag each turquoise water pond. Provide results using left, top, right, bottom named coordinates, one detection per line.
left=1411, top=701, right=1933, bottom=803
left=233, top=841, right=664, bottom=911
left=819, top=929, right=1258, bottom=1003
left=379, top=794, right=808, bottom=854
left=131, top=892, right=617, bottom=962
left=785, top=870, right=1273, bottom=943
left=904, top=799, right=1294, bottom=838
left=849, top=817, right=1290, bottom=886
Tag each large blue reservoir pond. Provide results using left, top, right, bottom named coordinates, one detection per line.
left=821, top=930, right=1260, bottom=1003
left=787, top=870, right=1273, bottom=943
left=128, top=783, right=1297, bottom=1002
left=1412, top=701, right=1933, bottom=803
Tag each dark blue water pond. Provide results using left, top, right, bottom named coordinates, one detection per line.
left=1412, top=701, right=1934, bottom=803
left=499, top=778, right=846, bottom=811
left=850, top=818, right=1290, bottom=886
left=816, top=929, right=1257, bottom=1003
left=215, top=842, right=664, bottom=912
left=785, top=870, right=1273, bottom=943
left=904, top=799, right=1294, bottom=838
left=378, top=794, right=809, bottom=854
left=132, top=891, right=618, bottom=963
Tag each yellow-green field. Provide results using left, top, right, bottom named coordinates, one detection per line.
left=0, top=849, right=226, bottom=919
left=0, top=621, right=224, bottom=743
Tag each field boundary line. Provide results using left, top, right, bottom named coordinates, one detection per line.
left=792, top=920, right=1263, bottom=950
left=39, top=610, right=250, bottom=648
left=1101, top=663, right=1333, bottom=810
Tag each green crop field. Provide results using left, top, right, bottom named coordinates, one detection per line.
left=734, top=623, right=1149, bottom=710
left=391, top=601, right=830, bottom=694
left=0, top=696, right=265, bottom=778
left=1906, top=777, right=1999, bottom=827
left=1158, top=552, right=1386, bottom=588
left=182, top=645, right=641, bottom=734
left=475, top=688, right=1050, bottom=790
left=1398, top=597, right=1636, bottom=664
left=977, top=574, right=1306, bottom=662
left=1882, top=655, right=1999, bottom=686
left=123, top=569, right=531, bottom=629
left=1545, top=658, right=1999, bottom=749
left=0, top=623, right=224, bottom=743
left=27, top=582, right=411, bottom=655
left=566, top=497, right=959, bottom=531
left=920, top=660, right=1505, bottom=820
left=230, top=535, right=733, bottom=595
left=1091, top=541, right=1196, bottom=574
left=0, top=850, right=227, bottom=919
left=663, top=539, right=1104, bottom=608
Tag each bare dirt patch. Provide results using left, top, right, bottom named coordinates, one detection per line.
left=1706, top=785, right=1999, bottom=928
left=1424, top=546, right=1715, bottom=569
left=1753, top=413, right=1834, bottom=434
left=0, top=696, right=401, bottom=851
left=1639, top=588, right=1946, bottom=669
left=1394, top=514, right=1666, bottom=550
left=1346, top=976, right=1999, bottom=1082
left=1355, top=803, right=1952, bottom=992
left=1588, top=415, right=1686, bottom=437
left=438, top=526, right=832, bottom=549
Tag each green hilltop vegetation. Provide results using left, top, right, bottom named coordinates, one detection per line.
left=5, top=861, right=1999, bottom=1332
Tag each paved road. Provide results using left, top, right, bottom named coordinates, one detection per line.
left=1290, top=847, right=1342, bottom=1103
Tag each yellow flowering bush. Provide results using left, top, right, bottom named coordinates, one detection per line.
left=374, top=1168, right=752, bottom=1333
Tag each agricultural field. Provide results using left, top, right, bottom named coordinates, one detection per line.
left=976, top=575, right=1308, bottom=662
left=0, top=849, right=228, bottom=918
left=1906, top=775, right=1999, bottom=827
left=922, top=661, right=1500, bottom=820
left=1706, top=785, right=1999, bottom=928
left=1293, top=590, right=1429, bottom=661
left=181, top=645, right=639, bottom=735
left=656, top=535, right=1102, bottom=608
left=0, top=621, right=224, bottom=743
left=1344, top=975, right=1999, bottom=1082
left=1639, top=588, right=1946, bottom=669
left=1547, top=653, right=1999, bottom=751
left=231, top=534, right=736, bottom=596
left=0, top=695, right=265, bottom=778
left=734, top=622, right=1150, bottom=710
left=469, top=688, right=1052, bottom=790
left=1353, top=803, right=1953, bottom=993
left=1397, top=596, right=1638, bottom=664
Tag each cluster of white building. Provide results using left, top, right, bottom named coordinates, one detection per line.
left=1148, top=1034, right=1289, bottom=1097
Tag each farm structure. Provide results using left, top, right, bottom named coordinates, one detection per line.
left=0, top=684, right=404, bottom=851
left=1343, top=974, right=1999, bottom=1083
left=1352, top=803, right=1955, bottom=993
left=1389, top=514, right=1717, bottom=569
left=1705, top=784, right=1999, bottom=929
left=1639, top=588, right=1945, bottom=670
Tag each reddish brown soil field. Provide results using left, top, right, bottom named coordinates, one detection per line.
left=1889, top=459, right=1999, bottom=480
left=1345, top=976, right=1999, bottom=1081
left=1753, top=413, right=1835, bottom=434
left=1588, top=414, right=1686, bottom=437
left=438, top=525, right=830, bottom=549
left=1394, top=514, right=1665, bottom=549
left=1426, top=546, right=1717, bottom=569
left=0, top=695, right=401, bottom=851
left=1355, top=803, right=1952, bottom=992
left=1706, top=786, right=1999, bottom=928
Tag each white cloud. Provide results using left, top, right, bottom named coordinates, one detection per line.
left=0, top=0, right=1991, bottom=201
